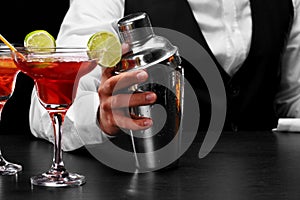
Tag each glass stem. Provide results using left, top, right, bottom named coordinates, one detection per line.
left=0, top=106, right=7, bottom=165
left=0, top=149, right=7, bottom=168
left=49, top=111, right=66, bottom=172
left=0, top=149, right=4, bottom=164
left=0, top=107, right=3, bottom=159
left=0, top=103, right=3, bottom=120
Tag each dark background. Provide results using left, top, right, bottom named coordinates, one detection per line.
left=0, top=0, right=70, bottom=135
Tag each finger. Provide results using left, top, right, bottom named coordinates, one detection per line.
left=122, top=43, right=130, bottom=55
left=99, top=70, right=149, bottom=95
left=114, top=112, right=153, bottom=131
left=107, top=92, right=157, bottom=109
left=100, top=67, right=115, bottom=83
left=99, top=108, right=153, bottom=135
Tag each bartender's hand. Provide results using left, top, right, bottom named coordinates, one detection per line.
left=98, top=44, right=157, bottom=136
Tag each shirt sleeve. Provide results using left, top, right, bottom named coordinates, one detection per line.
left=56, top=0, right=125, bottom=47
left=275, top=0, right=300, bottom=117
left=29, top=0, right=124, bottom=151
left=63, top=67, right=113, bottom=151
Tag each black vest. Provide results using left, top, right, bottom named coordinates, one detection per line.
left=125, top=0, right=294, bottom=131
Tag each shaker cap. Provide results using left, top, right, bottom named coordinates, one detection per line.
left=117, top=12, right=154, bottom=46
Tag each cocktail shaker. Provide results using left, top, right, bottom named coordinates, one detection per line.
left=116, top=12, right=184, bottom=172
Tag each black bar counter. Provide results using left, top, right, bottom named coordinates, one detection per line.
left=1, top=131, right=300, bottom=200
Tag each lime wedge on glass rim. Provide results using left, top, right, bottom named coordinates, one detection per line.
left=24, top=30, right=56, bottom=52
left=87, top=31, right=122, bottom=67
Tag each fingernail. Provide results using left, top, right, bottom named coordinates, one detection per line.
left=146, top=93, right=156, bottom=101
left=144, top=119, right=153, bottom=127
left=136, top=71, right=147, bottom=82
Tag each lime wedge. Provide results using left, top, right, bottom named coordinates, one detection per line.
left=24, top=30, right=56, bottom=52
left=87, top=31, right=122, bottom=67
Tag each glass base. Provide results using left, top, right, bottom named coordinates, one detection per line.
left=30, top=170, right=86, bottom=187
left=0, top=158, right=22, bottom=176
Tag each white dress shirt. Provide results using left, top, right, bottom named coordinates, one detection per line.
left=30, top=0, right=300, bottom=151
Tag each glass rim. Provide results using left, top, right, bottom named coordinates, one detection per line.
left=13, top=47, right=99, bottom=54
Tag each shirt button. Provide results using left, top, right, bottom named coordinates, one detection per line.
left=231, top=123, right=238, bottom=132
left=228, top=83, right=240, bottom=97
left=232, top=87, right=240, bottom=97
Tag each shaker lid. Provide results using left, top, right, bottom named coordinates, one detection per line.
left=117, top=12, right=154, bottom=46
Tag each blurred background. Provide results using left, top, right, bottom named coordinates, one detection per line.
left=0, top=0, right=70, bottom=136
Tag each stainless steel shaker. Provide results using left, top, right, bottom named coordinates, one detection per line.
left=116, top=12, right=184, bottom=172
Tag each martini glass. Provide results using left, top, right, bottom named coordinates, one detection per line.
left=13, top=47, right=99, bottom=187
left=0, top=46, right=22, bottom=175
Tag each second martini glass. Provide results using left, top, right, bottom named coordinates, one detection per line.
left=0, top=46, right=22, bottom=175
left=13, top=47, right=99, bottom=187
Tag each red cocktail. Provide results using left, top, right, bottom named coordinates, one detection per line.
left=13, top=47, right=99, bottom=187
left=0, top=48, right=22, bottom=175
left=0, top=57, right=18, bottom=110
left=15, top=56, right=97, bottom=111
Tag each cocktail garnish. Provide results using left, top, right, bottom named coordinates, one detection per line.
left=87, top=31, right=122, bottom=67
left=24, top=30, right=56, bottom=52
